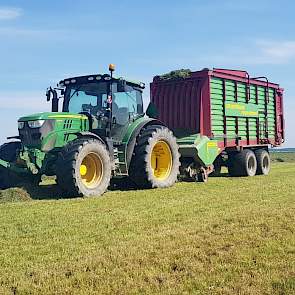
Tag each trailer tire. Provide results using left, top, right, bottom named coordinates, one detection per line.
left=255, top=149, right=270, bottom=175
left=197, top=169, right=208, bottom=182
left=228, top=149, right=257, bottom=177
left=211, top=155, right=222, bottom=177
left=129, top=125, right=180, bottom=189
left=56, top=138, right=111, bottom=197
left=0, top=142, right=22, bottom=189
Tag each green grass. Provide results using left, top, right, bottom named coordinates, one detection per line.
left=0, top=162, right=294, bottom=294
left=270, top=151, right=295, bottom=163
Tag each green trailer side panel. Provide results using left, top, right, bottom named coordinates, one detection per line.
left=210, top=77, right=277, bottom=143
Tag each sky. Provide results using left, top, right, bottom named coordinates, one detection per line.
left=0, top=0, right=294, bottom=147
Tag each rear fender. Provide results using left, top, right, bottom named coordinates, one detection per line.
left=124, top=118, right=166, bottom=167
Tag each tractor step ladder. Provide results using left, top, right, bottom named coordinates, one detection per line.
left=113, top=144, right=128, bottom=176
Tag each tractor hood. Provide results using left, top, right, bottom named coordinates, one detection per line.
left=17, top=112, right=89, bottom=151
left=19, top=112, right=88, bottom=122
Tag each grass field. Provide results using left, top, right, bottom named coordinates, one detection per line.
left=270, top=151, right=295, bottom=163
left=0, top=153, right=294, bottom=294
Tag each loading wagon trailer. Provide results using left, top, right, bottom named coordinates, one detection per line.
left=151, top=68, right=284, bottom=180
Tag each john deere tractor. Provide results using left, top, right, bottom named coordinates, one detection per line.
left=0, top=65, right=180, bottom=196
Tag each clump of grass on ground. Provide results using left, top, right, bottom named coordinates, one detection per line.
left=0, top=187, right=31, bottom=203
left=0, top=162, right=294, bottom=294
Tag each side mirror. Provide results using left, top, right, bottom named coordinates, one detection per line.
left=46, top=88, right=51, bottom=101
left=46, top=87, right=59, bottom=112
left=146, top=102, right=159, bottom=119
left=117, top=79, right=126, bottom=92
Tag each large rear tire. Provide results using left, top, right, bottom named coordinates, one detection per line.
left=0, top=142, right=22, bottom=189
left=228, top=149, right=257, bottom=177
left=129, top=125, right=180, bottom=189
left=255, top=149, right=270, bottom=175
left=56, top=138, right=111, bottom=197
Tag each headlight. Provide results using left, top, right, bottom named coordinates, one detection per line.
left=28, top=120, right=45, bottom=128
left=18, top=121, right=25, bottom=129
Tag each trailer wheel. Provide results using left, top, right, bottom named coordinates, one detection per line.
left=56, top=138, right=111, bottom=197
left=255, top=149, right=270, bottom=175
left=197, top=169, right=208, bottom=183
left=0, top=142, right=22, bottom=189
left=129, top=125, right=180, bottom=189
left=228, top=149, right=257, bottom=177
left=211, top=155, right=222, bottom=177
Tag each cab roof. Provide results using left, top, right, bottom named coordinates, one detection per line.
left=59, top=74, right=145, bottom=89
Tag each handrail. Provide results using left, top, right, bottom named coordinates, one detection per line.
left=245, top=71, right=250, bottom=102
left=252, top=76, right=270, bottom=103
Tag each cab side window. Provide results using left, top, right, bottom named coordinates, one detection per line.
left=112, top=86, right=142, bottom=125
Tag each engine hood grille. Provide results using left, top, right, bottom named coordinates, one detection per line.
left=19, top=120, right=55, bottom=147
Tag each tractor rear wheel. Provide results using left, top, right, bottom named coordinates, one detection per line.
left=0, top=142, right=22, bottom=189
left=56, top=138, right=111, bottom=197
left=228, top=149, right=257, bottom=177
left=129, top=125, right=180, bottom=189
left=255, top=149, right=270, bottom=175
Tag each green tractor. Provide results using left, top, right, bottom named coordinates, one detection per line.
left=0, top=65, right=180, bottom=196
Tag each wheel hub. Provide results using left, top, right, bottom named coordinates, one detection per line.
left=80, top=153, right=103, bottom=188
left=80, top=165, right=87, bottom=176
left=151, top=140, right=172, bottom=180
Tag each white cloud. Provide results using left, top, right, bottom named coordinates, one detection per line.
left=199, top=39, right=295, bottom=67
left=0, top=7, right=22, bottom=20
left=258, top=40, right=295, bottom=63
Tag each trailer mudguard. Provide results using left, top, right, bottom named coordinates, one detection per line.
left=177, top=134, right=220, bottom=166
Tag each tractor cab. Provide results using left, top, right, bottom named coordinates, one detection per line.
left=47, top=65, right=145, bottom=141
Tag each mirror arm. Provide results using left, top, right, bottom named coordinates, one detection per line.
left=52, top=90, right=59, bottom=112
left=46, top=87, right=59, bottom=112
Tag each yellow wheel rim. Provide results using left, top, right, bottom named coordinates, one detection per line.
left=80, top=153, right=103, bottom=188
left=151, top=140, right=173, bottom=180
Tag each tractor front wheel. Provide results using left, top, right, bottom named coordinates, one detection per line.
left=56, top=138, right=111, bottom=197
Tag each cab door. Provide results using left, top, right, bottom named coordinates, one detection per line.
left=110, top=88, right=140, bottom=142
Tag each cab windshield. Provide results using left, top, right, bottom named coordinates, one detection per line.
left=63, top=82, right=108, bottom=115
left=63, top=81, right=143, bottom=121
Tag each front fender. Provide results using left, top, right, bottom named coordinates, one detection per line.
left=75, top=132, right=105, bottom=144
left=75, top=132, right=114, bottom=162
